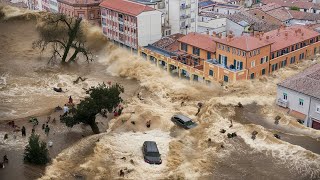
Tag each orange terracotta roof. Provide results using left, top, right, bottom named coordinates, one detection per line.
left=214, top=35, right=272, bottom=51
left=100, top=0, right=155, bottom=16
left=265, top=25, right=320, bottom=52
left=178, top=33, right=217, bottom=53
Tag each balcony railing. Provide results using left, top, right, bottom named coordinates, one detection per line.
left=180, top=14, right=190, bottom=19
left=180, top=4, right=191, bottom=9
left=206, top=59, right=243, bottom=72
left=277, top=98, right=288, bottom=108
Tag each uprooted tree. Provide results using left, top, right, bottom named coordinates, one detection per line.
left=61, top=83, right=124, bottom=134
left=33, top=14, right=93, bottom=64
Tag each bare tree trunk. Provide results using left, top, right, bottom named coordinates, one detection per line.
left=61, top=19, right=82, bottom=63
left=68, top=49, right=79, bottom=62
left=89, top=121, right=100, bottom=134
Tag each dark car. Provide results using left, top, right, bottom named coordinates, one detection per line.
left=171, top=114, right=197, bottom=129
left=142, top=141, right=162, bottom=165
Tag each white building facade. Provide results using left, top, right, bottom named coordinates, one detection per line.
left=277, top=64, right=320, bottom=130
left=168, top=0, right=198, bottom=35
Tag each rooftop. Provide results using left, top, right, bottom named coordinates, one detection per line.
left=278, top=63, right=320, bottom=99
left=265, top=25, right=320, bottom=52
left=129, top=0, right=161, bottom=5
left=259, top=3, right=282, bottom=12
left=214, top=34, right=273, bottom=51
left=228, top=11, right=281, bottom=32
left=261, top=0, right=320, bottom=10
left=198, top=11, right=228, bottom=19
left=265, top=8, right=292, bottom=22
left=178, top=33, right=217, bottom=53
left=199, top=0, right=215, bottom=8
left=99, top=0, right=155, bottom=16
left=288, top=10, right=320, bottom=21
left=152, top=33, right=185, bottom=52
left=58, top=0, right=102, bottom=6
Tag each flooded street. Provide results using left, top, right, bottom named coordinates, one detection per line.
left=1, top=5, right=320, bottom=180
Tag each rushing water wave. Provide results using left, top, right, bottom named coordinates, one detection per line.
left=1, top=5, right=320, bottom=180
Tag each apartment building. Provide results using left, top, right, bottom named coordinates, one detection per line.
left=169, top=0, right=199, bottom=35
left=277, top=63, right=320, bottom=130
left=58, top=0, right=102, bottom=25
left=100, top=0, right=162, bottom=50
left=267, top=26, right=320, bottom=73
left=139, top=25, right=320, bottom=84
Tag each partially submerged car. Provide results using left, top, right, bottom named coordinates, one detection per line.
left=171, top=114, right=197, bottom=129
left=142, top=141, right=162, bottom=165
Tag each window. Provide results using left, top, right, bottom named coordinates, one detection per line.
left=250, top=73, right=255, bottom=79
left=227, top=46, right=230, bottom=52
left=207, top=52, right=211, bottom=59
left=251, top=61, right=255, bottom=68
left=316, top=105, right=320, bottom=113
left=242, top=51, right=246, bottom=57
left=257, top=49, right=260, bottom=55
left=290, top=56, right=296, bottom=64
left=233, top=60, right=243, bottom=70
left=283, top=93, right=287, bottom=100
left=193, top=47, right=200, bottom=56
left=272, top=53, right=275, bottom=59
left=299, top=53, right=305, bottom=60
left=260, top=56, right=268, bottom=64
left=181, top=43, right=187, bottom=51
left=280, top=60, right=287, bottom=68
left=218, top=55, right=228, bottom=67
left=224, top=75, right=229, bottom=82
left=262, top=68, right=266, bottom=75
left=299, top=98, right=304, bottom=106
left=314, top=47, right=317, bottom=55
left=271, top=63, right=278, bottom=71
left=119, top=24, right=124, bottom=32
left=209, top=70, right=214, bottom=76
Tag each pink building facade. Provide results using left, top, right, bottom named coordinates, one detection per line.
left=58, top=0, right=101, bottom=25
left=100, top=7, right=138, bottom=49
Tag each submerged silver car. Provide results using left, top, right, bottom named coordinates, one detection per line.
left=171, top=114, right=197, bottom=129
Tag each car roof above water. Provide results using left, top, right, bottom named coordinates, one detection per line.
left=173, top=114, right=192, bottom=122
left=144, top=141, right=159, bottom=153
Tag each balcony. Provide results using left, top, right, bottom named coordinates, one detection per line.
left=277, top=98, right=288, bottom=108
left=180, top=14, right=190, bottom=19
left=206, top=59, right=243, bottom=72
left=180, top=4, right=191, bottom=9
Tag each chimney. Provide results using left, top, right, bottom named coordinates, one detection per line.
left=301, top=32, right=304, bottom=37
left=229, top=30, right=233, bottom=35
left=260, top=31, right=264, bottom=37
left=241, top=32, right=244, bottom=36
left=266, top=35, right=270, bottom=41
left=285, top=32, right=288, bottom=39
left=207, top=31, right=209, bottom=35
left=227, top=34, right=233, bottom=42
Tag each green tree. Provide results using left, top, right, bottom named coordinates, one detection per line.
left=290, top=6, right=300, bottom=11
left=61, top=83, right=124, bottom=134
left=33, top=14, right=93, bottom=64
left=24, top=134, right=50, bottom=165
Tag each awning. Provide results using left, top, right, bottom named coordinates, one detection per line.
left=289, top=110, right=307, bottom=120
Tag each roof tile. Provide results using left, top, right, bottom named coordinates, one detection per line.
left=99, top=0, right=155, bottom=16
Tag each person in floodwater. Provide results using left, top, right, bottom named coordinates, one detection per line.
left=21, top=126, right=26, bottom=136
left=68, top=96, right=73, bottom=104
left=195, top=102, right=203, bottom=116
left=3, top=155, right=8, bottom=164
left=53, top=87, right=63, bottom=93
left=63, top=104, right=69, bottom=116
left=146, top=120, right=151, bottom=128
left=45, top=125, right=50, bottom=136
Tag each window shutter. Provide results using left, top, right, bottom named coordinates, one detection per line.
left=240, top=62, right=243, bottom=70
left=218, top=55, right=221, bottom=64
